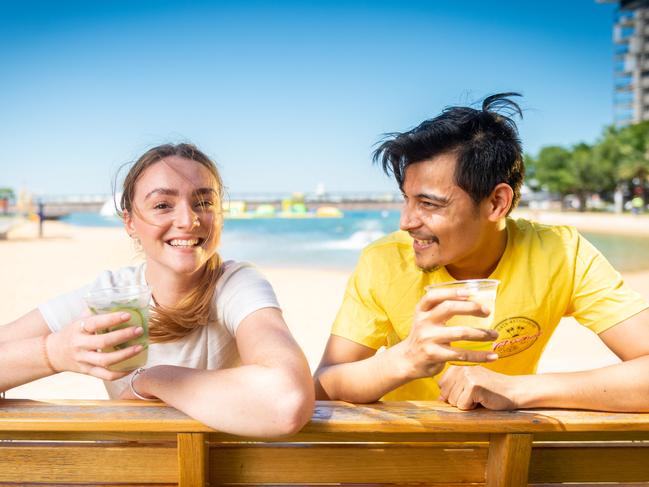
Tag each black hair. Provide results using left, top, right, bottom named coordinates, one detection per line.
left=373, top=92, right=525, bottom=213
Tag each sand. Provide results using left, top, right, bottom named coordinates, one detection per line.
left=1, top=212, right=648, bottom=399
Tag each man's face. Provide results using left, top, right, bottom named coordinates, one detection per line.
left=399, top=153, right=491, bottom=273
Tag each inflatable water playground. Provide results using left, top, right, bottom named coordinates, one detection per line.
left=224, top=200, right=343, bottom=219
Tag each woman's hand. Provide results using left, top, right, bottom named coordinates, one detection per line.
left=47, top=312, right=145, bottom=380
left=118, top=366, right=158, bottom=400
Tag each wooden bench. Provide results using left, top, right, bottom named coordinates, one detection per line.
left=1, top=399, right=648, bottom=486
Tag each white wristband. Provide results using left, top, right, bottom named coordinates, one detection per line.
left=129, top=367, right=157, bottom=401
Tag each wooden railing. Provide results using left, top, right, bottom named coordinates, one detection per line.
left=1, top=399, right=649, bottom=486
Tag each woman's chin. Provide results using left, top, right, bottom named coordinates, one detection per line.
left=162, top=257, right=206, bottom=276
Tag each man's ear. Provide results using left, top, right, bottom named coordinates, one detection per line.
left=484, top=183, right=513, bottom=221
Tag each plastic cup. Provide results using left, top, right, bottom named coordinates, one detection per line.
left=425, top=279, right=500, bottom=365
left=84, top=285, right=151, bottom=372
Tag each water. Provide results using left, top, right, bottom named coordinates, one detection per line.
left=62, top=210, right=401, bottom=270
left=61, top=211, right=649, bottom=271
left=583, top=233, right=649, bottom=273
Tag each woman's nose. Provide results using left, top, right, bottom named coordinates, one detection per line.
left=174, top=204, right=200, bottom=229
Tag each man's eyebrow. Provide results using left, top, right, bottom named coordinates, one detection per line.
left=416, top=192, right=449, bottom=204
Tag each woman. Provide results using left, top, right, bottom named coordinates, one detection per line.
left=0, top=143, right=314, bottom=437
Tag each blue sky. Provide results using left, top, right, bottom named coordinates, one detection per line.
left=1, top=0, right=618, bottom=196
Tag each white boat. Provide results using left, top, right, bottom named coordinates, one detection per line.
left=100, top=193, right=122, bottom=218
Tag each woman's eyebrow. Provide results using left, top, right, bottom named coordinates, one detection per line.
left=144, top=187, right=216, bottom=200
left=144, top=188, right=178, bottom=200
left=194, top=188, right=217, bottom=196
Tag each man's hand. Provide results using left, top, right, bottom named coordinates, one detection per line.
left=392, top=287, right=499, bottom=380
left=438, top=365, right=523, bottom=410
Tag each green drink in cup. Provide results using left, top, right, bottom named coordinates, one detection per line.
left=84, top=285, right=151, bottom=372
left=425, top=279, right=500, bottom=365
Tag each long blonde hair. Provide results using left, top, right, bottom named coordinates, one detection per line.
left=118, top=143, right=224, bottom=343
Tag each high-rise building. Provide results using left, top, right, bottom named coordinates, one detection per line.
left=601, top=0, right=649, bottom=125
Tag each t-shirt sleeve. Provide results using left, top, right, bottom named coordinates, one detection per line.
left=38, top=285, right=91, bottom=333
left=330, top=249, right=391, bottom=350
left=567, top=234, right=649, bottom=334
left=216, top=263, right=281, bottom=336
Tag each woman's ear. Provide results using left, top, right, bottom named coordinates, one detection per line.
left=485, top=183, right=513, bottom=221
left=123, top=209, right=136, bottom=238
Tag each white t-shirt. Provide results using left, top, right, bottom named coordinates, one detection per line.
left=38, top=260, right=280, bottom=398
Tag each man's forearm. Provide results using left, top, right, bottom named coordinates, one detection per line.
left=315, top=346, right=412, bottom=403
left=517, top=355, right=649, bottom=412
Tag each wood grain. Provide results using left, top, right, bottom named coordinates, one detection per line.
left=3, top=399, right=649, bottom=435
left=1, top=399, right=649, bottom=486
left=486, top=433, right=532, bottom=487
left=178, top=433, right=207, bottom=487
left=529, top=443, right=649, bottom=483
left=210, top=443, right=487, bottom=484
left=0, top=443, right=177, bottom=483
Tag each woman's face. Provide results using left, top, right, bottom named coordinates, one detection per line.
left=124, top=156, right=222, bottom=279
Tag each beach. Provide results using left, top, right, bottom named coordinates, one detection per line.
left=2, top=211, right=648, bottom=399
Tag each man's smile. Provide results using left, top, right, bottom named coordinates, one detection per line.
left=411, top=234, right=439, bottom=251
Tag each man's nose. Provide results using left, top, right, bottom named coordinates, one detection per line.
left=399, top=203, right=420, bottom=231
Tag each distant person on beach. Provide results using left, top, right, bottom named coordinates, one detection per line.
left=36, top=200, right=44, bottom=238
left=0, top=143, right=314, bottom=436
left=314, top=93, right=649, bottom=412
left=631, top=193, right=644, bottom=215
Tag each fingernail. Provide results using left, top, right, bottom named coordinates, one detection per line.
left=487, top=353, right=499, bottom=361
left=135, top=326, right=143, bottom=335
left=121, top=312, right=131, bottom=320
left=133, top=345, right=143, bottom=352
left=456, top=288, right=470, bottom=297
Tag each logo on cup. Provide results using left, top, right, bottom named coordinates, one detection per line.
left=492, top=317, right=541, bottom=357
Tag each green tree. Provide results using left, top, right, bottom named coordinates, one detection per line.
left=526, top=145, right=572, bottom=201
left=597, top=121, right=649, bottom=182
left=522, top=152, right=540, bottom=191
left=571, top=143, right=616, bottom=210
left=529, top=144, right=616, bottom=211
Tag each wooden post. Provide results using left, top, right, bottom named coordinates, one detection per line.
left=486, top=433, right=533, bottom=487
left=178, top=433, right=207, bottom=487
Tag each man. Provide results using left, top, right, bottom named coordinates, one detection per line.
left=314, top=93, right=649, bottom=411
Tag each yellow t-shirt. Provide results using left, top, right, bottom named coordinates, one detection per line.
left=331, top=218, right=649, bottom=400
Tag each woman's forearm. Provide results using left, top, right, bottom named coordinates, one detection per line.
left=135, top=364, right=314, bottom=437
left=0, top=335, right=55, bottom=392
